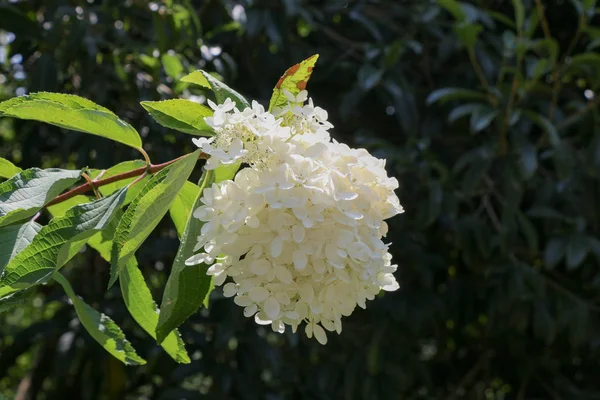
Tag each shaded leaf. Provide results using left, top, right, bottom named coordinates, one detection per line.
left=53, top=272, right=146, bottom=366
left=426, top=88, right=487, bottom=105
left=156, top=169, right=215, bottom=343
left=544, top=237, right=566, bottom=269
left=566, top=234, right=590, bottom=270
left=522, top=110, right=560, bottom=147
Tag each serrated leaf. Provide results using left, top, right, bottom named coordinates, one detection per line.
left=0, top=188, right=127, bottom=298
left=0, top=220, right=42, bottom=272
left=89, top=160, right=148, bottom=204
left=0, top=93, right=142, bottom=150
left=53, top=272, right=146, bottom=366
left=0, top=168, right=82, bottom=228
left=170, top=181, right=200, bottom=238
left=47, top=195, right=93, bottom=218
left=0, top=157, right=21, bottom=179
left=109, top=151, right=200, bottom=288
left=181, top=71, right=249, bottom=109
left=120, top=259, right=190, bottom=363
left=156, top=169, right=215, bottom=343
left=0, top=288, right=35, bottom=314
left=426, top=87, right=487, bottom=105
left=141, top=99, right=214, bottom=136
left=85, top=210, right=189, bottom=363
left=268, top=54, right=319, bottom=112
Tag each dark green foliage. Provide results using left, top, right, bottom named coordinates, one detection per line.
left=1, top=0, right=600, bottom=399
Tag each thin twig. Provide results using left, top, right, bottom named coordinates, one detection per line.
left=45, top=152, right=206, bottom=208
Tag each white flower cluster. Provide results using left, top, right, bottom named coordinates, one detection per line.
left=188, top=90, right=403, bottom=344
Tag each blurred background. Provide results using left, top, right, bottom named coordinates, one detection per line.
left=2, top=0, right=600, bottom=398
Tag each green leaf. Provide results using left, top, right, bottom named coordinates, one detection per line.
left=0, top=221, right=42, bottom=272
left=448, top=103, right=485, bottom=122
left=85, top=210, right=190, bottom=363
left=0, top=157, right=21, bottom=179
left=53, top=272, right=146, bottom=366
left=268, top=54, right=319, bottom=112
left=141, top=99, right=214, bottom=136
left=544, top=237, right=566, bottom=269
left=512, top=0, right=525, bottom=33
left=470, top=107, right=499, bottom=132
left=426, top=88, right=487, bottom=105
left=120, top=259, right=190, bottom=364
left=566, top=234, right=590, bottom=270
left=0, top=168, right=82, bottom=228
left=522, top=110, right=560, bottom=147
left=89, top=160, right=148, bottom=204
left=0, top=93, right=143, bottom=150
left=109, top=151, right=200, bottom=288
left=181, top=71, right=249, bottom=109
left=438, top=0, right=466, bottom=21
left=454, top=23, right=483, bottom=52
left=0, top=288, right=35, bottom=314
left=156, top=169, right=215, bottom=343
left=47, top=195, right=93, bottom=218
left=161, top=54, right=184, bottom=78
left=169, top=181, right=200, bottom=238
left=516, top=211, right=538, bottom=255
left=533, top=301, right=556, bottom=345
left=0, top=188, right=128, bottom=298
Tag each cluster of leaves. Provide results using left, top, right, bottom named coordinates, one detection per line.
left=2, top=0, right=600, bottom=399
left=0, top=55, right=317, bottom=368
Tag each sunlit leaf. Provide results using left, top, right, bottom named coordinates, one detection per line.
left=269, top=54, right=319, bottom=112
left=0, top=168, right=81, bottom=228
left=109, top=151, right=200, bottom=288
left=141, top=99, right=213, bottom=136
left=0, top=93, right=142, bottom=150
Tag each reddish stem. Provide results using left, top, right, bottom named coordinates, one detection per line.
left=45, top=152, right=206, bottom=208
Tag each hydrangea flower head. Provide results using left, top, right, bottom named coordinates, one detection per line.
left=188, top=90, right=403, bottom=344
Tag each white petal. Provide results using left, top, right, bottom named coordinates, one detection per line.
left=270, top=236, right=283, bottom=258
left=274, top=265, right=293, bottom=284
left=244, top=303, right=258, bottom=317
left=250, top=259, right=271, bottom=275
left=299, top=284, right=314, bottom=303
left=234, top=295, right=252, bottom=307
left=255, top=312, right=272, bottom=325
left=248, top=287, right=270, bottom=302
left=293, top=250, right=307, bottom=270
left=264, top=297, right=281, bottom=320
left=185, top=253, right=210, bottom=266
left=223, top=282, right=237, bottom=297
left=382, top=280, right=400, bottom=291
left=313, top=324, right=328, bottom=345
left=292, top=224, right=305, bottom=243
